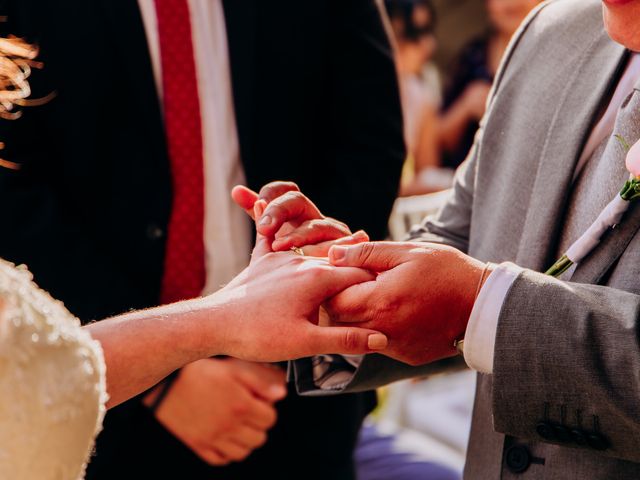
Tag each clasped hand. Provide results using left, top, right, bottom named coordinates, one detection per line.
left=232, top=182, right=489, bottom=366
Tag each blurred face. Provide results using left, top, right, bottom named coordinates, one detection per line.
left=602, top=0, right=640, bottom=51
left=393, top=5, right=437, bottom=74
left=487, top=0, right=542, bottom=36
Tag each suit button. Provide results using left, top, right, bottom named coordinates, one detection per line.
left=571, top=428, right=588, bottom=446
left=505, top=446, right=531, bottom=474
left=146, top=224, right=164, bottom=240
left=587, top=433, right=609, bottom=451
left=536, top=422, right=556, bottom=441
left=553, top=424, right=572, bottom=443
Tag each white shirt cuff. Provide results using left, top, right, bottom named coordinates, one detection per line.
left=463, top=262, right=523, bottom=374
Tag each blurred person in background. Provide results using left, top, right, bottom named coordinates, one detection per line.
left=385, top=0, right=454, bottom=196
left=439, top=0, right=542, bottom=170
left=0, top=0, right=404, bottom=479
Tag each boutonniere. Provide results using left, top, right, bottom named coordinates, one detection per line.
left=0, top=35, right=55, bottom=171
left=546, top=135, right=640, bottom=277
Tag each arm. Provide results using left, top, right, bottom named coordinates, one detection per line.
left=491, top=268, right=640, bottom=462
left=439, top=81, right=491, bottom=153
left=85, top=233, right=387, bottom=409
left=414, top=103, right=441, bottom=173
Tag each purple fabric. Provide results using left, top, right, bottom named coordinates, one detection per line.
left=355, top=425, right=461, bottom=480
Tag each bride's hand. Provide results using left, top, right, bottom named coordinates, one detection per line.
left=232, top=182, right=367, bottom=257
left=207, top=228, right=387, bottom=362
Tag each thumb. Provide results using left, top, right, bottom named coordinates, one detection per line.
left=302, top=324, right=388, bottom=356
left=329, top=242, right=410, bottom=272
left=231, top=185, right=259, bottom=219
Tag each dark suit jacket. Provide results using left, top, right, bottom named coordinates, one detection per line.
left=0, top=0, right=404, bottom=478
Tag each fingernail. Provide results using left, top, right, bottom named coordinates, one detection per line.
left=269, top=385, right=287, bottom=399
left=330, top=246, right=348, bottom=264
left=259, top=215, right=273, bottom=226
left=367, top=333, right=388, bottom=351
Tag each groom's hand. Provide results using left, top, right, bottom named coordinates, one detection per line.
left=325, top=242, right=492, bottom=366
left=232, top=182, right=367, bottom=256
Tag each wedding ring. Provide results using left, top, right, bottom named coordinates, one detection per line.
left=290, top=246, right=305, bottom=256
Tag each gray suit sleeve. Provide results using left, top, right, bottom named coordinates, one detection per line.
left=292, top=2, right=550, bottom=396
left=492, top=269, right=640, bottom=462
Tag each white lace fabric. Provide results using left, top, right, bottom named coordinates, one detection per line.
left=0, top=260, right=107, bottom=480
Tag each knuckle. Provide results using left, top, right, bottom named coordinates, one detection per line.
left=341, top=329, right=359, bottom=351
left=357, top=243, right=376, bottom=265
left=254, top=432, right=268, bottom=448
left=201, top=452, right=228, bottom=466
left=325, top=217, right=350, bottom=232
left=231, top=400, right=251, bottom=417
left=264, top=407, right=278, bottom=428
left=229, top=448, right=251, bottom=461
left=282, top=190, right=306, bottom=204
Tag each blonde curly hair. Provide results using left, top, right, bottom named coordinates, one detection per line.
left=0, top=37, right=39, bottom=118
left=0, top=37, right=40, bottom=170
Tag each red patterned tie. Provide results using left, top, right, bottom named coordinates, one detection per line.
left=155, top=0, right=206, bottom=304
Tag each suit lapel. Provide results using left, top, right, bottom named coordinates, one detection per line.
left=515, top=33, right=628, bottom=271
left=98, top=0, right=165, bottom=137
left=95, top=0, right=169, bottom=175
left=570, top=202, right=640, bottom=284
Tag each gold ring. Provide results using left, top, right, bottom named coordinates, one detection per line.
left=290, top=247, right=305, bottom=256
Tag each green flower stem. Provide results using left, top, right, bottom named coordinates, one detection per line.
left=545, top=254, right=574, bottom=278
left=620, top=178, right=640, bottom=201
left=546, top=177, right=640, bottom=278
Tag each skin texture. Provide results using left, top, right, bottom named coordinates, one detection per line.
left=326, top=242, right=488, bottom=365
left=148, top=358, right=284, bottom=466
left=232, top=182, right=491, bottom=366
left=602, top=0, right=640, bottom=52
left=83, top=225, right=387, bottom=410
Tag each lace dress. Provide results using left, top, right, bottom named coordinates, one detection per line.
left=0, top=260, right=107, bottom=480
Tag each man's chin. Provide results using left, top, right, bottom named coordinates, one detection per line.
left=603, top=0, right=640, bottom=52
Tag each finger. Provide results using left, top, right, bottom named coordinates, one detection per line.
left=257, top=181, right=300, bottom=203
left=211, top=439, right=252, bottom=462
left=258, top=191, right=323, bottom=237
left=227, top=425, right=269, bottom=450
left=251, top=230, right=272, bottom=261
left=235, top=363, right=287, bottom=402
left=195, top=446, right=230, bottom=466
left=324, top=281, right=377, bottom=322
left=299, top=231, right=369, bottom=257
left=271, top=219, right=352, bottom=252
left=329, top=242, right=411, bottom=272
left=316, top=265, right=376, bottom=300
left=254, top=199, right=267, bottom=219
left=301, top=324, right=388, bottom=356
left=244, top=397, right=279, bottom=430
left=231, top=185, right=260, bottom=219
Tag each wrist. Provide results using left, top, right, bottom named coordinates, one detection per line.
left=178, top=294, right=232, bottom=360
left=454, top=260, right=495, bottom=353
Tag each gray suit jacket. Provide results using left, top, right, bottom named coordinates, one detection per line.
left=294, top=0, right=640, bottom=477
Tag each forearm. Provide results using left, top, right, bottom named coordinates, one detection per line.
left=439, top=99, right=472, bottom=152
left=85, top=297, right=228, bottom=408
left=415, top=106, right=441, bottom=172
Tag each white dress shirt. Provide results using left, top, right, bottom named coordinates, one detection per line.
left=465, top=54, right=640, bottom=374
left=137, top=0, right=252, bottom=294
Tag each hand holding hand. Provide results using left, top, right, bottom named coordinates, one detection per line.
left=232, top=182, right=366, bottom=256
left=205, top=225, right=388, bottom=362
left=325, top=242, right=491, bottom=366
